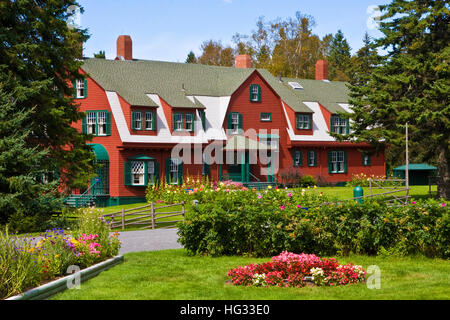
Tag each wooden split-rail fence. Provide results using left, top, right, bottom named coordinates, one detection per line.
left=102, top=202, right=186, bottom=230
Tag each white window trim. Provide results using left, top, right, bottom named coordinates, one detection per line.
left=76, top=79, right=85, bottom=98
left=145, top=112, right=153, bottom=130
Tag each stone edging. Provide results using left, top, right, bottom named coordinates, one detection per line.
left=6, top=255, right=124, bottom=300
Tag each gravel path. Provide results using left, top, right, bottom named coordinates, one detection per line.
left=115, top=228, right=183, bottom=254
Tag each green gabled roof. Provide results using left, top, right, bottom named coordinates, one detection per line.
left=81, top=58, right=350, bottom=114
left=280, top=77, right=351, bottom=113
left=81, top=58, right=253, bottom=108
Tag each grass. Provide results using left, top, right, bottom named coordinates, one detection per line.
left=51, top=249, right=450, bottom=300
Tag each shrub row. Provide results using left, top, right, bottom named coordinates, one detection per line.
left=177, top=188, right=449, bottom=258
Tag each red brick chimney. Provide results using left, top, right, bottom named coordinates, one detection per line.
left=116, top=35, right=133, bottom=60
left=315, top=60, right=328, bottom=80
left=235, top=54, right=252, bottom=68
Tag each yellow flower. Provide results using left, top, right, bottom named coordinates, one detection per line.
left=267, top=185, right=272, bottom=189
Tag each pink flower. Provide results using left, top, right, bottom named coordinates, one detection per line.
left=257, top=195, right=262, bottom=199
left=442, top=203, right=446, bottom=207
left=297, top=204, right=302, bottom=208
left=280, top=205, right=285, bottom=210
left=288, top=193, right=292, bottom=197
left=411, top=201, right=416, bottom=205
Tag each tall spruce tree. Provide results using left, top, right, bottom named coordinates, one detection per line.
left=0, top=0, right=97, bottom=222
left=328, top=30, right=352, bottom=81
left=346, top=0, right=450, bottom=198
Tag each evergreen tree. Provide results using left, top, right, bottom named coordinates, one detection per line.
left=327, top=30, right=352, bottom=81
left=0, top=74, right=61, bottom=228
left=94, top=50, right=106, bottom=59
left=185, top=51, right=197, bottom=64
left=346, top=0, right=450, bottom=198
left=0, top=0, right=97, bottom=222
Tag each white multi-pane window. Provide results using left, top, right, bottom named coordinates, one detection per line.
left=308, top=151, right=316, bottom=167
left=131, top=161, right=145, bottom=185
left=174, top=113, right=183, bottom=131
left=296, top=114, right=311, bottom=129
left=231, top=113, right=239, bottom=134
left=331, top=151, right=345, bottom=173
left=76, top=79, right=85, bottom=98
left=97, top=112, right=107, bottom=136
left=260, top=113, right=271, bottom=121
left=147, top=161, right=155, bottom=185
left=332, top=116, right=348, bottom=134
left=185, top=113, right=193, bottom=131
left=169, top=158, right=179, bottom=184
left=87, top=112, right=97, bottom=135
left=133, top=112, right=142, bottom=130
left=251, top=85, right=260, bottom=101
left=145, top=112, right=153, bottom=130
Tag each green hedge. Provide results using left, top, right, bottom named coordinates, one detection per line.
left=177, top=189, right=449, bottom=258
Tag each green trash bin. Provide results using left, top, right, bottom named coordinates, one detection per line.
left=353, top=186, right=363, bottom=204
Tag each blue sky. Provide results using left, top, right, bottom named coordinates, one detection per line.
left=77, top=0, right=391, bottom=62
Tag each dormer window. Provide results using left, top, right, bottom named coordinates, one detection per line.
left=173, top=113, right=183, bottom=131
left=296, top=114, right=312, bottom=130
left=185, top=113, right=194, bottom=132
left=330, top=115, right=349, bottom=134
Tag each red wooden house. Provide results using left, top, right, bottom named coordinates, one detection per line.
left=66, top=35, right=385, bottom=207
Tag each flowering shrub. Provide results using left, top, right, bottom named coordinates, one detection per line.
left=345, top=173, right=402, bottom=187
left=178, top=188, right=449, bottom=258
left=0, top=208, right=122, bottom=299
left=228, top=251, right=366, bottom=288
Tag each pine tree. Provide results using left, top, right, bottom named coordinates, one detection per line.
left=346, top=0, right=450, bottom=198
left=327, top=30, right=352, bottom=81
left=185, top=51, right=197, bottom=64
left=0, top=0, right=97, bottom=223
left=0, top=75, right=61, bottom=227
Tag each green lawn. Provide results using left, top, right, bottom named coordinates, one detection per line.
left=52, top=249, right=450, bottom=300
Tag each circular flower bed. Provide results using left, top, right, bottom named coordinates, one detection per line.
left=227, top=251, right=366, bottom=288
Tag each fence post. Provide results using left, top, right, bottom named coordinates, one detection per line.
left=369, top=179, right=372, bottom=196
left=181, top=201, right=185, bottom=218
left=121, top=208, right=125, bottom=230
left=151, top=202, right=155, bottom=230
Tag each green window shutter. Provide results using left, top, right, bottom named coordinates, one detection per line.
left=105, top=112, right=111, bottom=135
left=144, top=161, right=148, bottom=186
left=124, top=161, right=132, bottom=186
left=330, top=116, right=335, bottom=133
left=308, top=151, right=317, bottom=167
left=83, top=78, right=88, bottom=98
left=256, top=84, right=261, bottom=101
left=165, top=158, right=171, bottom=184
left=293, top=150, right=302, bottom=167
left=238, top=112, right=243, bottom=131
left=307, top=114, right=312, bottom=129
left=203, top=154, right=210, bottom=175
left=72, top=81, right=77, bottom=98
left=177, top=160, right=183, bottom=185
left=328, top=151, right=333, bottom=173
left=343, top=151, right=348, bottom=173
left=154, top=161, right=160, bottom=185
left=226, top=113, right=232, bottom=130
left=313, top=151, right=317, bottom=166
left=151, top=111, right=157, bottom=131
left=345, top=118, right=350, bottom=135
left=82, top=115, right=87, bottom=134
left=131, top=111, right=136, bottom=130
left=199, top=110, right=206, bottom=131
left=249, top=84, right=254, bottom=101
left=95, top=112, right=99, bottom=136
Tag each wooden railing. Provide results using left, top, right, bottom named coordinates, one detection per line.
left=102, top=202, right=186, bottom=230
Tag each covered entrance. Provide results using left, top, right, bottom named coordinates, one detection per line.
left=220, top=135, right=275, bottom=184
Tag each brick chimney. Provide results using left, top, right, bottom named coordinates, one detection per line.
left=235, top=54, right=252, bottom=68
left=116, top=35, right=133, bottom=60
left=315, top=60, right=328, bottom=80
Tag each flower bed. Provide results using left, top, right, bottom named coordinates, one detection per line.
left=0, top=208, right=121, bottom=300
left=228, top=251, right=366, bottom=288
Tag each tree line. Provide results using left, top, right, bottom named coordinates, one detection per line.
left=185, top=12, right=376, bottom=84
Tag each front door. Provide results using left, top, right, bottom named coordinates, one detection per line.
left=91, top=160, right=110, bottom=195
left=226, top=152, right=249, bottom=183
